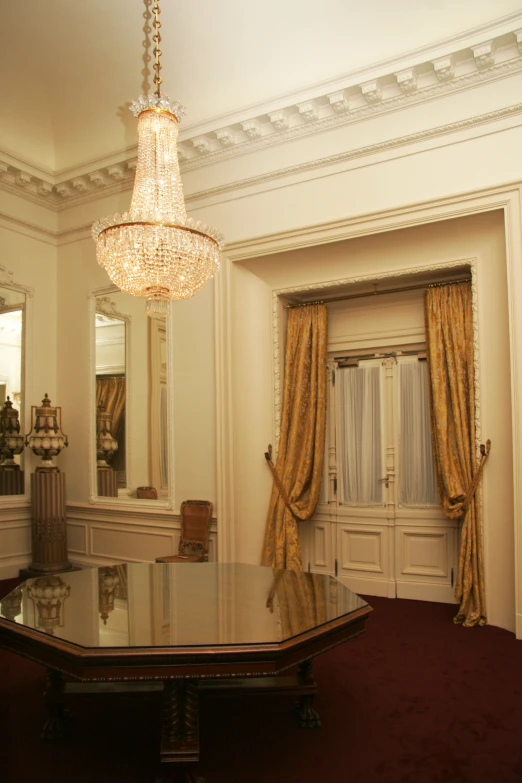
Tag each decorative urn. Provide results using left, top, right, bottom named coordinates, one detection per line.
left=0, top=396, right=24, bottom=467
left=96, top=405, right=118, bottom=467
left=25, top=394, right=68, bottom=471
left=99, top=566, right=120, bottom=624
left=26, top=576, right=70, bottom=635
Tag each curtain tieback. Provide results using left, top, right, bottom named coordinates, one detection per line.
left=264, top=444, right=295, bottom=516
left=461, top=439, right=491, bottom=515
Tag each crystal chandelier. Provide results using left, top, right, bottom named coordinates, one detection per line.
left=92, top=0, right=224, bottom=317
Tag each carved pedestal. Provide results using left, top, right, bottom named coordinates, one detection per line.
left=161, top=679, right=200, bottom=764
left=20, top=471, right=75, bottom=578
left=97, top=467, right=118, bottom=497
left=42, top=669, right=71, bottom=739
left=0, top=467, right=24, bottom=495
left=294, top=659, right=321, bottom=728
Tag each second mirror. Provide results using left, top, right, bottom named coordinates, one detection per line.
left=94, top=292, right=169, bottom=502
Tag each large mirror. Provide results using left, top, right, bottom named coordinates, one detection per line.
left=93, top=290, right=170, bottom=504
left=0, top=286, right=25, bottom=496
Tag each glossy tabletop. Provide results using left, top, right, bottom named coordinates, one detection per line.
left=0, top=562, right=368, bottom=648
left=0, top=563, right=372, bottom=681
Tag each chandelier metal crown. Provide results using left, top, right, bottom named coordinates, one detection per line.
left=92, top=0, right=224, bottom=317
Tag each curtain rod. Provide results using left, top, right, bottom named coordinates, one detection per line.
left=287, top=277, right=471, bottom=308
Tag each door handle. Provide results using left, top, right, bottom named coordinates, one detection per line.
left=378, top=476, right=390, bottom=488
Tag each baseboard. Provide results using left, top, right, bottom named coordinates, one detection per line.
left=396, top=580, right=457, bottom=605
left=335, top=574, right=396, bottom=598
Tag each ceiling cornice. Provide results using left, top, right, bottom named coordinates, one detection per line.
left=1, top=26, right=522, bottom=213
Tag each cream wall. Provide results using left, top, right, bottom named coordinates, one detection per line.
left=171, top=282, right=217, bottom=508
left=230, top=266, right=274, bottom=565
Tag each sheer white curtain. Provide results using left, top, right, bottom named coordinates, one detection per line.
left=337, top=364, right=383, bottom=505
left=398, top=360, right=438, bottom=505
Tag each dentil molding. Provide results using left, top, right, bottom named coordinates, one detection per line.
left=1, top=29, right=522, bottom=212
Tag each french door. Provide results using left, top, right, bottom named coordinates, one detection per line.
left=300, top=354, right=458, bottom=603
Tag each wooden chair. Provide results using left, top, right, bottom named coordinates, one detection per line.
left=156, top=500, right=213, bottom=563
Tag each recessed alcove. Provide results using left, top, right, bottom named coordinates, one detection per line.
left=227, top=209, right=513, bottom=630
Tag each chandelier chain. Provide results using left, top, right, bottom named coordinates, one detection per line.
left=152, top=0, right=162, bottom=97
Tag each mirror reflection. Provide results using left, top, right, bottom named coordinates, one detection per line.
left=94, top=292, right=169, bottom=501
left=0, top=286, right=25, bottom=495
left=95, top=308, right=126, bottom=496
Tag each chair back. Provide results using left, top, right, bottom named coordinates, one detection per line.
left=179, top=500, right=213, bottom=559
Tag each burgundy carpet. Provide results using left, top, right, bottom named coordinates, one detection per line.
left=1, top=577, right=522, bottom=783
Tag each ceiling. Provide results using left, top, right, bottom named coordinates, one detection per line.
left=1, top=0, right=521, bottom=171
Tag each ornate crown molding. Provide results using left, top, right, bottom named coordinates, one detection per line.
left=1, top=28, right=522, bottom=212
left=183, top=102, right=522, bottom=207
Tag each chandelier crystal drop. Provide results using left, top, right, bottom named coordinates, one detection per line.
left=92, top=2, right=224, bottom=317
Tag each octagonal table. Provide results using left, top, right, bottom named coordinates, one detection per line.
left=0, top=562, right=372, bottom=780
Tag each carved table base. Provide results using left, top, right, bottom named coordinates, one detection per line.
left=155, top=766, right=205, bottom=783
left=161, top=680, right=199, bottom=762
left=294, top=659, right=321, bottom=729
left=43, top=660, right=321, bottom=776
left=42, top=669, right=71, bottom=740
left=159, top=680, right=202, bottom=781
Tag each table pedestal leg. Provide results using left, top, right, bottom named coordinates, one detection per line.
left=160, top=679, right=202, bottom=780
left=295, top=659, right=321, bottom=729
left=42, top=669, right=71, bottom=739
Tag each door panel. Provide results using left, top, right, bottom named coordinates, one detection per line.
left=304, top=353, right=457, bottom=604
left=336, top=520, right=396, bottom=598
left=395, top=523, right=457, bottom=603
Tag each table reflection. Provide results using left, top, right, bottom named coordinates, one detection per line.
left=26, top=576, right=70, bottom=635
left=1, top=563, right=368, bottom=649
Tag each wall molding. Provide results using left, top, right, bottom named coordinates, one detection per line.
left=1, top=26, right=522, bottom=212
left=224, top=182, right=520, bottom=260
left=185, top=104, right=522, bottom=209
left=7, top=107, right=522, bottom=250
left=0, top=210, right=56, bottom=245
left=65, top=503, right=218, bottom=569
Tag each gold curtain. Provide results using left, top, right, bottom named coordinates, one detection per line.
left=425, top=282, right=486, bottom=627
left=261, top=304, right=328, bottom=571
left=96, top=376, right=126, bottom=446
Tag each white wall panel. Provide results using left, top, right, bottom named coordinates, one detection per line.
left=67, top=522, right=88, bottom=555
left=91, top=526, right=175, bottom=563
left=0, top=520, right=31, bottom=578
left=338, top=525, right=386, bottom=575
left=397, top=529, right=450, bottom=578
left=0, top=523, right=30, bottom=558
